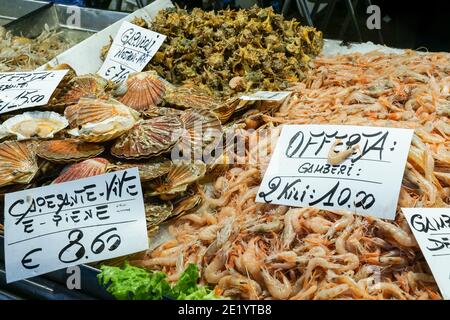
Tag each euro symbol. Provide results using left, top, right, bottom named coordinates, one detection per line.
left=21, top=248, right=42, bottom=269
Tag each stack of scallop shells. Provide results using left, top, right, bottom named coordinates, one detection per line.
left=0, top=65, right=255, bottom=236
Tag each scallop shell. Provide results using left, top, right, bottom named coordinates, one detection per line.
left=176, top=109, right=222, bottom=154
left=212, top=96, right=240, bottom=123
left=111, top=116, right=184, bottom=159
left=149, top=160, right=206, bottom=196
left=1, top=111, right=68, bottom=140
left=163, top=84, right=221, bottom=110
left=171, top=194, right=202, bottom=217
left=61, top=74, right=109, bottom=105
left=36, top=139, right=104, bottom=163
left=65, top=97, right=139, bottom=128
left=145, top=200, right=174, bottom=230
left=0, top=141, right=38, bottom=187
left=65, top=98, right=139, bottom=142
left=53, top=157, right=110, bottom=184
left=68, top=116, right=136, bottom=143
left=117, top=71, right=167, bottom=112
left=106, top=157, right=172, bottom=182
left=142, top=106, right=183, bottom=118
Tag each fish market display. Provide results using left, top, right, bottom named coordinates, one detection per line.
left=0, top=4, right=448, bottom=300
left=102, top=7, right=323, bottom=96
left=0, top=140, right=38, bottom=188
left=0, top=26, right=75, bottom=71
left=36, top=139, right=105, bottom=163
left=129, top=51, right=449, bottom=300
left=116, top=71, right=168, bottom=112
left=0, top=111, right=68, bottom=140
left=98, top=263, right=224, bottom=300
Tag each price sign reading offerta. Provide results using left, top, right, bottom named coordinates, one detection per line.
left=402, top=208, right=450, bottom=300
left=256, top=125, right=414, bottom=220
left=4, top=168, right=148, bottom=283
left=98, top=21, right=166, bottom=84
left=0, top=70, right=68, bottom=114
left=240, top=91, right=292, bottom=101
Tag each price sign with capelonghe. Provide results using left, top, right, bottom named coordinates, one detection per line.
left=4, top=168, right=148, bottom=283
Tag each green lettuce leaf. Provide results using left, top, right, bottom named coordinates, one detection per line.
left=98, top=263, right=171, bottom=300
left=172, top=263, right=199, bottom=298
left=98, top=262, right=224, bottom=300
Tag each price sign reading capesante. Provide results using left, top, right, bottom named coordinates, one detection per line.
left=240, top=91, right=292, bottom=101
left=256, top=125, right=414, bottom=220
left=4, top=168, right=148, bottom=283
left=0, top=70, right=68, bottom=114
left=97, top=21, right=166, bottom=84
left=402, top=208, right=450, bottom=300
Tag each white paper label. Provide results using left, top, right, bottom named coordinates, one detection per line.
left=240, top=91, right=291, bottom=101
left=4, top=168, right=148, bottom=283
left=256, top=125, right=413, bottom=219
left=0, top=70, right=68, bottom=114
left=402, top=208, right=450, bottom=300
left=97, top=21, right=166, bottom=84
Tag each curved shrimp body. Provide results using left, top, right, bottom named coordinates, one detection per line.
left=217, top=274, right=262, bottom=300
left=313, top=284, right=349, bottom=300
left=365, top=255, right=408, bottom=266
left=204, top=250, right=229, bottom=284
left=325, top=211, right=355, bottom=239
left=282, top=207, right=318, bottom=249
left=329, top=253, right=360, bottom=271
left=327, top=139, right=358, bottom=165
left=260, top=268, right=292, bottom=300
left=303, top=216, right=333, bottom=234
left=368, top=216, right=417, bottom=248
left=198, top=224, right=221, bottom=243
left=370, top=282, right=412, bottom=300
left=236, top=238, right=264, bottom=282
left=205, top=217, right=237, bottom=258
left=289, top=285, right=318, bottom=300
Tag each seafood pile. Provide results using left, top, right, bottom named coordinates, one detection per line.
left=0, top=6, right=448, bottom=299
left=0, top=26, right=74, bottom=71
left=128, top=50, right=449, bottom=300
left=102, top=7, right=323, bottom=96
left=0, top=68, right=238, bottom=238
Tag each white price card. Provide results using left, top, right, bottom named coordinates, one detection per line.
left=97, top=21, right=166, bottom=84
left=0, top=70, right=68, bottom=114
left=255, top=125, right=414, bottom=219
left=402, top=208, right=450, bottom=300
left=4, top=168, right=148, bottom=283
left=240, top=91, right=291, bottom=101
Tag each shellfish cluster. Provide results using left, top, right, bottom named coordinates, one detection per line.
left=0, top=26, right=75, bottom=72
left=101, top=7, right=323, bottom=97
left=0, top=66, right=253, bottom=236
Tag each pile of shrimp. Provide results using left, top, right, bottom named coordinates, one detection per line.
left=0, top=26, right=73, bottom=71
left=130, top=50, right=448, bottom=300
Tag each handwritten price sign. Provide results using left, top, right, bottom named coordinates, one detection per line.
left=3, top=168, right=148, bottom=283
left=0, top=70, right=68, bottom=114
left=97, top=21, right=166, bottom=84
left=256, top=125, right=413, bottom=219
left=402, top=208, right=450, bottom=300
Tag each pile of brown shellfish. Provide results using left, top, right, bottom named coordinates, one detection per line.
left=102, top=7, right=323, bottom=97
